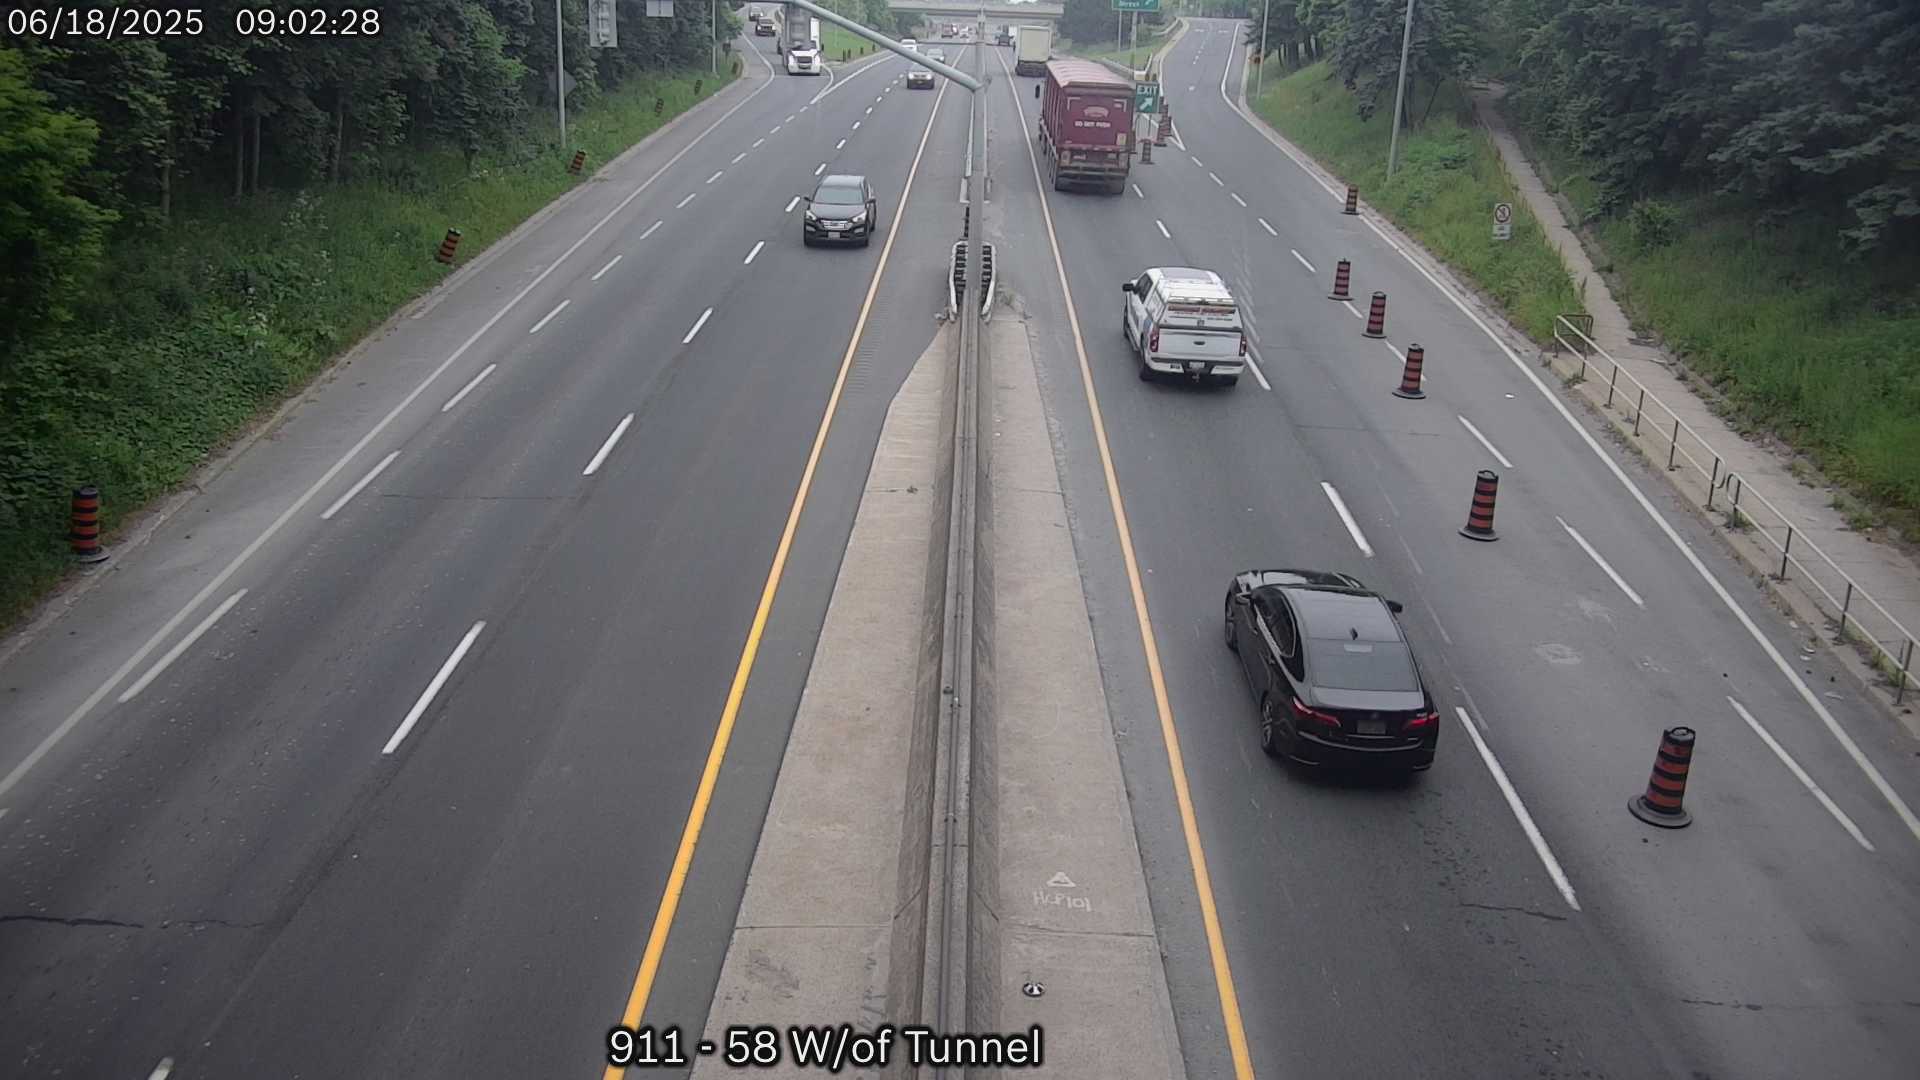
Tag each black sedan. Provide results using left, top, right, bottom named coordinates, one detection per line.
left=800, top=174, right=878, bottom=247
left=1224, top=569, right=1439, bottom=771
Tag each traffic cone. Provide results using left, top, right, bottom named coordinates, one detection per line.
left=1343, top=184, right=1359, bottom=215
left=1141, top=139, right=1153, bottom=164
left=1363, top=291, right=1387, bottom=338
left=69, top=486, right=109, bottom=563
left=436, top=228, right=461, bottom=265
left=1393, top=344, right=1426, bottom=399
left=1629, top=727, right=1696, bottom=828
left=568, top=149, right=586, bottom=175
left=1459, top=470, right=1499, bottom=541
left=1327, top=258, right=1352, bottom=301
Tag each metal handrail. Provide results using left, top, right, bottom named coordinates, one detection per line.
left=1550, top=314, right=1916, bottom=701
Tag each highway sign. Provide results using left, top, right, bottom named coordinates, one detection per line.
left=1135, top=82, right=1160, bottom=114
left=1493, top=201, right=1513, bottom=240
left=1113, top=0, right=1160, bottom=11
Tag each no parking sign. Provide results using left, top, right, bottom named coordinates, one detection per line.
left=1493, top=202, right=1513, bottom=241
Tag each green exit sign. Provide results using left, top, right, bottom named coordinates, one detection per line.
left=1135, top=82, right=1160, bottom=114
left=1112, top=0, right=1160, bottom=11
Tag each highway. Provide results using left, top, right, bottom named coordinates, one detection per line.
left=983, top=19, right=1920, bottom=1080
left=0, top=38, right=965, bottom=1079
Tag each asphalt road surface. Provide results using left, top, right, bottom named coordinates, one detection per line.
left=983, top=20, right=1920, bottom=1080
left=0, top=38, right=971, bottom=1080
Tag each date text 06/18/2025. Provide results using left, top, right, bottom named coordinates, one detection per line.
left=607, top=1023, right=1045, bottom=1070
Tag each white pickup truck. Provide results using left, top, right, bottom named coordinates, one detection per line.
left=1122, top=267, right=1248, bottom=387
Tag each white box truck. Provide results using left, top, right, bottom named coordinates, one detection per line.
left=1014, top=25, right=1051, bottom=76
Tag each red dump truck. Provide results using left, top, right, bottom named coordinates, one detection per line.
left=1035, top=58, right=1134, bottom=194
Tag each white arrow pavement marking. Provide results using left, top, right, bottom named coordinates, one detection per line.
left=118, top=590, right=248, bottom=703
left=320, top=451, right=400, bottom=520
left=382, top=622, right=485, bottom=755
left=441, top=364, right=497, bottom=413
left=1047, top=872, right=1077, bottom=888
left=583, top=413, right=635, bottom=477
left=1728, top=697, right=1875, bottom=851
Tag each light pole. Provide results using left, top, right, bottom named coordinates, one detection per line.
left=1385, top=0, right=1415, bottom=178
left=711, top=0, right=718, bottom=76
left=1254, top=0, right=1269, bottom=98
left=555, top=0, right=567, bottom=146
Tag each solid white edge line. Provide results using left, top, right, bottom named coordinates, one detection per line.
left=1456, top=707, right=1581, bottom=910
left=1457, top=414, right=1515, bottom=469
left=1289, top=248, right=1315, bottom=273
left=1156, top=219, right=1171, bottom=239
left=117, top=590, right=248, bottom=704
left=784, top=195, right=801, bottom=213
left=319, top=451, right=399, bottom=520
left=1343, top=299, right=1363, bottom=319
left=1556, top=516, right=1646, bottom=608
left=744, top=240, right=766, bottom=265
left=583, top=413, right=636, bottom=477
left=676, top=192, right=697, bottom=208
left=1319, top=482, right=1374, bottom=558
left=1728, top=696, right=1875, bottom=852
left=529, top=298, right=569, bottom=334
left=0, top=41, right=779, bottom=804
left=1224, top=49, right=1920, bottom=845
left=683, top=307, right=714, bottom=344
left=440, top=364, right=497, bottom=414
left=591, top=254, right=623, bottom=281
left=382, top=621, right=485, bottom=755
left=1258, top=217, right=1276, bottom=236
left=640, top=220, right=663, bottom=240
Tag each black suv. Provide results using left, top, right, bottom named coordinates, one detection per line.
left=801, top=174, right=878, bottom=247
left=1224, top=569, right=1439, bottom=772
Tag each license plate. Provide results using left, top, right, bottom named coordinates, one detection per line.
left=827, top=231, right=841, bottom=239
left=1358, top=719, right=1387, bottom=736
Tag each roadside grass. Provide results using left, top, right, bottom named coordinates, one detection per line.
left=0, top=68, right=734, bottom=630
left=820, top=25, right=879, bottom=61
left=1061, top=30, right=1172, bottom=73
left=1588, top=204, right=1920, bottom=527
left=1248, top=62, right=1584, bottom=345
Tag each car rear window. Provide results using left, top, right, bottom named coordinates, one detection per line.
left=1305, top=639, right=1419, bottom=692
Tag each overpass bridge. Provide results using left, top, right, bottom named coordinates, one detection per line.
left=887, top=0, right=1065, bottom=24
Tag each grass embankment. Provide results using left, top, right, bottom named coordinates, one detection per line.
left=1061, top=28, right=1173, bottom=73
left=819, top=25, right=880, bottom=62
left=1522, top=138, right=1920, bottom=532
left=0, top=69, right=734, bottom=629
left=1248, top=62, right=1583, bottom=345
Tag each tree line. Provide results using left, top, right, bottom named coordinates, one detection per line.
left=1235, top=0, right=1918, bottom=255
left=1, top=1, right=746, bottom=360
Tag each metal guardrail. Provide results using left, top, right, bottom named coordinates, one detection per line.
left=1549, top=315, right=1917, bottom=701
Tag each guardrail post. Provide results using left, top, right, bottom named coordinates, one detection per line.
left=1839, top=582, right=1854, bottom=639
left=1668, top=418, right=1681, bottom=470
left=1778, top=526, right=1793, bottom=581
left=1897, top=639, right=1914, bottom=705
left=1633, top=387, right=1646, bottom=436
left=1607, top=361, right=1620, bottom=407
left=1707, top=457, right=1720, bottom=510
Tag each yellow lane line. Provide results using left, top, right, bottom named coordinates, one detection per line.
left=600, top=77, right=957, bottom=1079
left=994, top=49, right=1257, bottom=1080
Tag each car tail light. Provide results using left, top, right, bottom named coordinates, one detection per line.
left=1148, top=327, right=1160, bottom=352
left=1238, top=335, right=1248, bottom=357
left=1404, top=710, right=1438, bottom=732
left=1289, top=697, right=1341, bottom=731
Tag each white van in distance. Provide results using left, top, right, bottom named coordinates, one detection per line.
left=1122, top=267, right=1248, bottom=386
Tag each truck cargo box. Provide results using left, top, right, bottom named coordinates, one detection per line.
left=1036, top=58, right=1134, bottom=194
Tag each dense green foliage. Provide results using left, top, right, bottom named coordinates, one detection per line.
left=0, top=3, right=739, bottom=623
left=1235, top=0, right=1919, bottom=526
